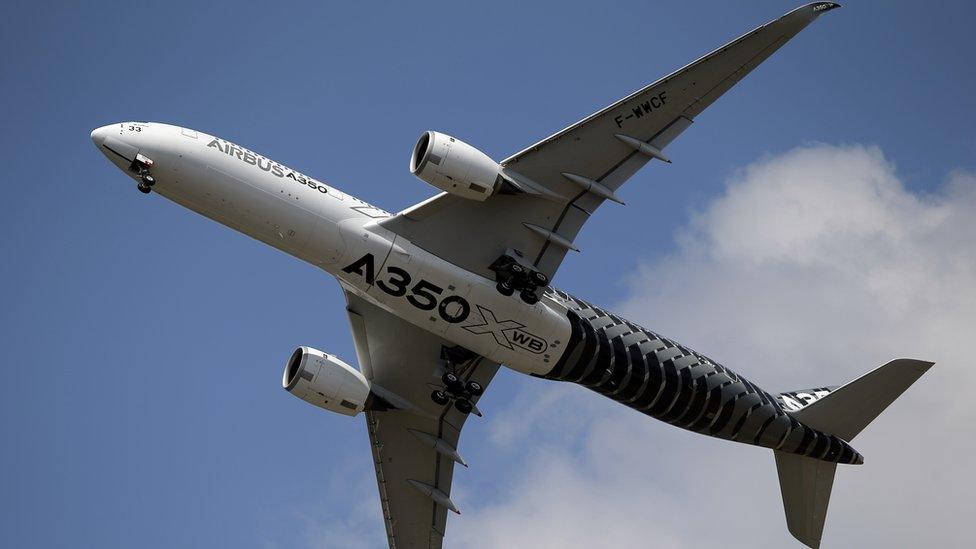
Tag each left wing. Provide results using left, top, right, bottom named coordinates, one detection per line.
left=380, top=3, right=840, bottom=281
left=344, top=290, right=499, bottom=548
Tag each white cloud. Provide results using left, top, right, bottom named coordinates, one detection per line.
left=451, top=144, right=976, bottom=548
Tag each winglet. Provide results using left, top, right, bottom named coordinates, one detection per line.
left=785, top=3, right=841, bottom=26
left=808, top=2, right=841, bottom=14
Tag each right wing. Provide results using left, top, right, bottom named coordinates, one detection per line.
left=381, top=2, right=841, bottom=280
left=344, top=290, right=499, bottom=548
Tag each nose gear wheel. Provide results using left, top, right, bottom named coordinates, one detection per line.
left=130, top=153, right=156, bottom=194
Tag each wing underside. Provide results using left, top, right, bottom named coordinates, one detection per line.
left=380, top=3, right=840, bottom=281
left=343, top=4, right=842, bottom=546
left=344, top=290, right=499, bottom=548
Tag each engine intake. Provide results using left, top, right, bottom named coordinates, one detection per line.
left=282, top=346, right=370, bottom=416
left=410, top=131, right=502, bottom=201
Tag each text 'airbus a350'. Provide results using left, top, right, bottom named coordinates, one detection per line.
left=91, top=3, right=931, bottom=547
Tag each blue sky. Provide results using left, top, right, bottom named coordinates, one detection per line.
left=2, top=2, right=974, bottom=548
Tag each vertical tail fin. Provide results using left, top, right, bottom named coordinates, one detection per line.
left=774, top=452, right=836, bottom=548
left=774, top=358, right=934, bottom=547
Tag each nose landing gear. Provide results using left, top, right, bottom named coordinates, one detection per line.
left=490, top=249, right=549, bottom=304
left=131, top=153, right=156, bottom=194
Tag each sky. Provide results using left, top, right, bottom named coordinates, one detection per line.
left=1, top=1, right=974, bottom=547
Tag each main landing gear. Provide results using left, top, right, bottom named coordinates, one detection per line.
left=490, top=249, right=548, bottom=305
left=430, top=372, right=484, bottom=414
left=132, top=153, right=156, bottom=194
left=429, top=346, right=483, bottom=415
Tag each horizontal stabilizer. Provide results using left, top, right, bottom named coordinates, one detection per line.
left=791, top=358, right=934, bottom=441
left=775, top=358, right=933, bottom=547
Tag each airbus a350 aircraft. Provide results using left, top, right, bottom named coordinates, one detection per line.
left=91, top=3, right=932, bottom=547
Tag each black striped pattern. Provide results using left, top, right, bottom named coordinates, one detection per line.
left=542, top=290, right=862, bottom=465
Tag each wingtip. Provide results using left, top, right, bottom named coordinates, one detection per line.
left=808, top=2, right=841, bottom=14
left=785, top=2, right=841, bottom=21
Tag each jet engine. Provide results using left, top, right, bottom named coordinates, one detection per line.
left=410, top=131, right=502, bottom=201
left=282, top=346, right=370, bottom=416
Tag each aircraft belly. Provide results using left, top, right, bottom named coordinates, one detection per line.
left=201, top=165, right=317, bottom=251
left=542, top=289, right=862, bottom=464
left=333, top=229, right=571, bottom=376
left=331, top=224, right=861, bottom=464
left=138, top=133, right=368, bottom=270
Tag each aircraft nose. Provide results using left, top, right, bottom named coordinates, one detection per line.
left=90, top=125, right=111, bottom=147
left=91, top=123, right=140, bottom=168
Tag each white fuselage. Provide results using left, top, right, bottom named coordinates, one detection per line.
left=91, top=122, right=571, bottom=375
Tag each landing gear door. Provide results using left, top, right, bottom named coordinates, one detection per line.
left=103, top=136, right=138, bottom=162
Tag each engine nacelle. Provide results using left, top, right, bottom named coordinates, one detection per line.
left=410, top=131, right=502, bottom=201
left=282, top=346, right=370, bottom=416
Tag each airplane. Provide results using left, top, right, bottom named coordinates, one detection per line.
left=90, top=3, right=932, bottom=548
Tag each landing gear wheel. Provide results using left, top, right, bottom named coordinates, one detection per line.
left=531, top=271, right=549, bottom=286
left=454, top=398, right=473, bottom=414
left=519, top=289, right=540, bottom=305
left=137, top=182, right=152, bottom=194
left=141, top=174, right=156, bottom=186
left=510, top=263, right=525, bottom=275
left=441, top=372, right=463, bottom=392
left=496, top=281, right=515, bottom=296
left=465, top=380, right=484, bottom=396
left=430, top=390, right=450, bottom=406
